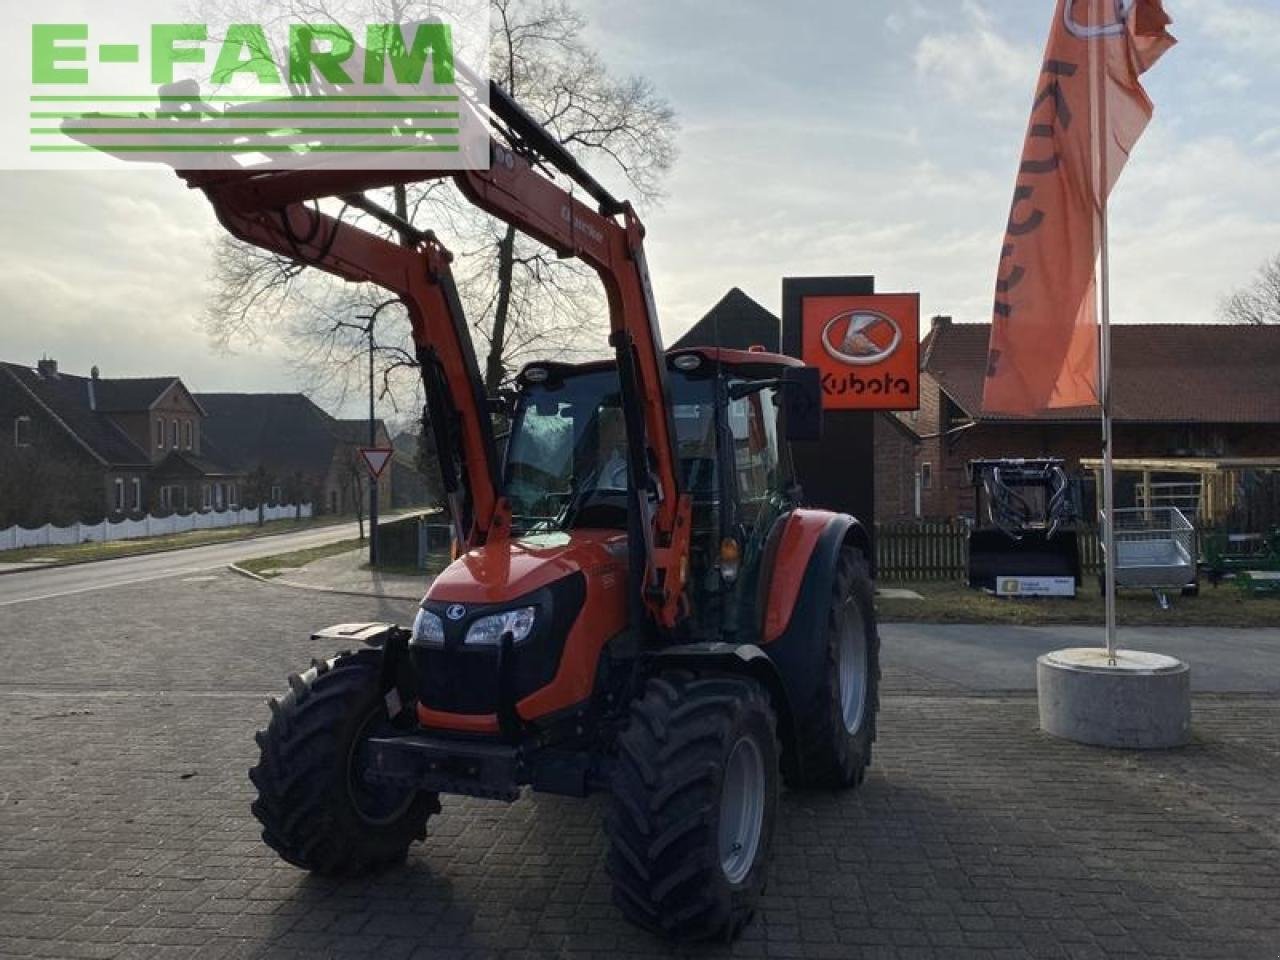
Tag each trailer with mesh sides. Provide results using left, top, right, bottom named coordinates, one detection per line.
left=1100, top=506, right=1198, bottom=608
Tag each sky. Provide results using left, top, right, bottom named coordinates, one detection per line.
left=1, top=0, right=1277, bottom=417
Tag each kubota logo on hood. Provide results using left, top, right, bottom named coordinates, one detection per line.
left=820, top=309, right=903, bottom=366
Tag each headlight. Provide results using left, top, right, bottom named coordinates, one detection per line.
left=410, top=607, right=445, bottom=646
left=465, top=606, right=537, bottom=646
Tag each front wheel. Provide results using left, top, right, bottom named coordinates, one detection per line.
left=249, top=648, right=438, bottom=874
left=606, top=672, right=779, bottom=942
left=793, top=546, right=881, bottom=788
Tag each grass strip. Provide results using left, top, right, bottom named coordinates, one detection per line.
left=877, top=577, right=1280, bottom=628
left=237, top=538, right=366, bottom=578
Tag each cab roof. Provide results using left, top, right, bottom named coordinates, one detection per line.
left=516, top=346, right=802, bottom=385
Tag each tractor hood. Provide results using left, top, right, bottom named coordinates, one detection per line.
left=426, top=530, right=629, bottom=604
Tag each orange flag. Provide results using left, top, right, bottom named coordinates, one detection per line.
left=982, top=0, right=1176, bottom=415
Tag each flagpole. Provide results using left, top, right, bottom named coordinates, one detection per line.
left=1091, top=0, right=1119, bottom=663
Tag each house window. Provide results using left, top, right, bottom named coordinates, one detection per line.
left=114, top=478, right=124, bottom=512
left=159, top=485, right=188, bottom=512
left=156, top=419, right=164, bottom=449
left=169, top=419, right=178, bottom=449
left=131, top=478, right=142, bottom=512
left=184, top=421, right=193, bottom=450
left=13, top=416, right=31, bottom=448
left=920, top=462, right=933, bottom=491
left=228, top=484, right=239, bottom=508
left=202, top=484, right=212, bottom=510
left=270, top=484, right=283, bottom=504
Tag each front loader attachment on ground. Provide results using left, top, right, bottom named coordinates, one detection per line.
left=966, top=459, right=1084, bottom=593
left=967, top=528, right=1083, bottom=591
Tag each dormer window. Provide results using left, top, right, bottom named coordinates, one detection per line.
left=170, top=419, right=178, bottom=449
left=13, top=416, right=31, bottom=448
left=184, top=420, right=193, bottom=450
left=156, top=419, right=164, bottom=449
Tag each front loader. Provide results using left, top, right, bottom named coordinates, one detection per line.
left=86, top=80, right=882, bottom=942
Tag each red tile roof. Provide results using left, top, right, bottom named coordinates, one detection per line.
left=923, top=322, right=1280, bottom=423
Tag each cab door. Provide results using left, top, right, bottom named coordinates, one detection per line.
left=723, top=383, right=793, bottom=641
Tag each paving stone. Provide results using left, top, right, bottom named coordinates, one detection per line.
left=1, top=572, right=1278, bottom=958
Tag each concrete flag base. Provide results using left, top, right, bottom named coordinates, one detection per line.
left=1037, top=648, right=1191, bottom=749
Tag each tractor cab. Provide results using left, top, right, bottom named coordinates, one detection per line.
left=499, top=347, right=815, bottom=642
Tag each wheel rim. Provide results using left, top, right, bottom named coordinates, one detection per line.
left=718, top=735, right=765, bottom=885
left=838, top=602, right=868, bottom=735
left=347, top=708, right=416, bottom=826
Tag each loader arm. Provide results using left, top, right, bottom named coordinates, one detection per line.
left=182, top=170, right=507, bottom=549
left=452, top=142, right=691, bottom=632
left=75, top=78, right=690, bottom=630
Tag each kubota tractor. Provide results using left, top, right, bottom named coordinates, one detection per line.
left=89, top=80, right=881, bottom=942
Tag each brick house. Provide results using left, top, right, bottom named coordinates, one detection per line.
left=671, top=288, right=921, bottom=523
left=909, top=318, right=1280, bottom=520
left=0, top=358, right=242, bottom=527
left=196, top=393, right=391, bottom=516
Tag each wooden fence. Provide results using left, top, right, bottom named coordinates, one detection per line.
left=875, top=522, right=1102, bottom=581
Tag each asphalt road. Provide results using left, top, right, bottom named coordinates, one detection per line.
left=0, top=520, right=366, bottom=609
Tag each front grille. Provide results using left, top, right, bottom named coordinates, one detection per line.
left=412, top=572, right=586, bottom=716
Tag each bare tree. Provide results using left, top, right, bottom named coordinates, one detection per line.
left=1220, top=253, right=1280, bottom=325
left=200, top=0, right=678, bottom=415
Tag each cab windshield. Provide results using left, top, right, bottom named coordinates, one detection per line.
left=503, top=369, right=716, bottom=534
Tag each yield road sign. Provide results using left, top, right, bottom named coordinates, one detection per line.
left=359, top=447, right=394, bottom=479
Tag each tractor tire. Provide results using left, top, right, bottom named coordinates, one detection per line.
left=793, top=546, right=881, bottom=789
left=249, top=648, right=438, bottom=875
left=606, top=672, right=779, bottom=942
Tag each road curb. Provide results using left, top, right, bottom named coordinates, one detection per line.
left=0, top=520, right=360, bottom=578
left=226, top=563, right=423, bottom=602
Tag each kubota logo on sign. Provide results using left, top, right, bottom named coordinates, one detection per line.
left=802, top=293, right=920, bottom=412
left=820, top=310, right=903, bottom=366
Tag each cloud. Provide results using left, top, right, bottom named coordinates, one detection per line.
left=1207, top=69, right=1251, bottom=92
left=913, top=0, right=1040, bottom=118
left=1181, top=0, right=1280, bottom=59
left=885, top=0, right=936, bottom=35
left=0, top=171, right=297, bottom=396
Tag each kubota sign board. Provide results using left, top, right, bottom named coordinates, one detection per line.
left=801, top=293, right=920, bottom=411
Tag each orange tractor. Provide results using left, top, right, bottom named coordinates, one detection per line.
left=140, top=83, right=880, bottom=941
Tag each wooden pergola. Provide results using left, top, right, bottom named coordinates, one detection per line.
left=1078, top=457, right=1280, bottom=525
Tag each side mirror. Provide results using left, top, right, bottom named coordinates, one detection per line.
left=781, top=367, right=823, bottom=442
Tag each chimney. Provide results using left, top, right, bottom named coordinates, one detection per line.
left=930, top=315, right=953, bottom=332
left=87, top=366, right=99, bottom=410
left=37, top=357, right=58, bottom=379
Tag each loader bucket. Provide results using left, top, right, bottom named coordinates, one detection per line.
left=966, top=529, right=1082, bottom=592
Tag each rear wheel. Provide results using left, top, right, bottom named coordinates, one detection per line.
left=794, top=547, right=881, bottom=788
left=606, top=672, right=779, bottom=942
left=249, top=648, right=438, bottom=875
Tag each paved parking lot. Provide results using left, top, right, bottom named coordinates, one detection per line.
left=2, top=571, right=1278, bottom=959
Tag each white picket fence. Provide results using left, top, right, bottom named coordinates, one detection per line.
left=0, top=504, right=313, bottom=551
